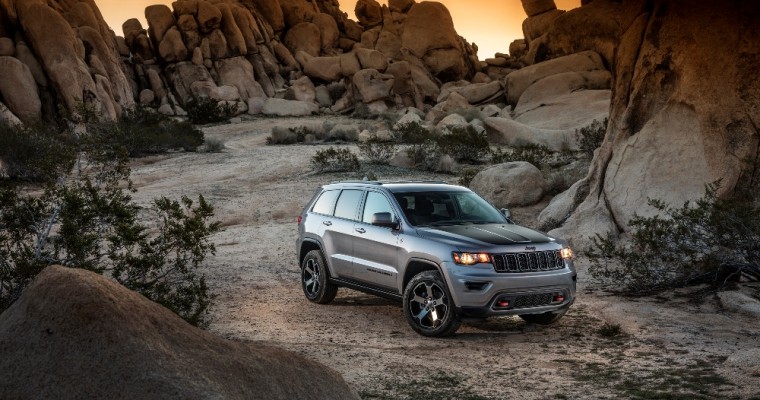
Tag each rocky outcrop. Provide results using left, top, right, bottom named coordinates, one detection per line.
left=538, top=1, right=760, bottom=247
left=0, top=0, right=135, bottom=120
left=0, top=0, right=485, bottom=123
left=0, top=266, right=360, bottom=399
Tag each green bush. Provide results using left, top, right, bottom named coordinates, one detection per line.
left=186, top=97, right=236, bottom=125
left=586, top=182, right=760, bottom=294
left=491, top=144, right=553, bottom=169
left=0, top=108, right=219, bottom=326
left=576, top=118, right=608, bottom=157
left=358, top=137, right=398, bottom=165
left=311, top=147, right=360, bottom=172
left=393, top=121, right=439, bottom=169
left=0, top=123, right=76, bottom=182
left=112, top=106, right=204, bottom=156
left=437, top=126, right=490, bottom=163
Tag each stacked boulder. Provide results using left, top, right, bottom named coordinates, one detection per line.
left=0, top=0, right=134, bottom=122
left=119, top=0, right=482, bottom=117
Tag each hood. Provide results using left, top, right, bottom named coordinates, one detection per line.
left=416, top=223, right=552, bottom=247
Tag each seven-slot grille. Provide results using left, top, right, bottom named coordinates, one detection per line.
left=491, top=250, right=564, bottom=273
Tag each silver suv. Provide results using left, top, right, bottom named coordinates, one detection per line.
left=296, top=181, right=576, bottom=337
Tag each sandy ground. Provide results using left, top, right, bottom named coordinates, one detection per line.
left=129, top=117, right=760, bottom=399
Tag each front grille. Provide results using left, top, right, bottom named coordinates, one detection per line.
left=492, top=250, right=564, bottom=273
left=512, top=293, right=555, bottom=309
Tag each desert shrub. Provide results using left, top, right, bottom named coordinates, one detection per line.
left=311, top=147, right=360, bottom=172
left=0, top=123, right=76, bottom=182
left=358, top=137, right=398, bottom=164
left=112, top=106, right=204, bottom=156
left=458, top=167, right=483, bottom=187
left=391, top=121, right=437, bottom=168
left=199, top=139, right=225, bottom=153
left=186, top=97, right=235, bottom=125
left=351, top=103, right=376, bottom=120
left=586, top=182, right=760, bottom=294
left=491, top=144, right=553, bottom=169
left=0, top=124, right=219, bottom=325
left=576, top=118, right=608, bottom=157
left=437, top=126, right=490, bottom=163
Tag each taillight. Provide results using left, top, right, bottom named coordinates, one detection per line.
left=297, top=215, right=302, bottom=225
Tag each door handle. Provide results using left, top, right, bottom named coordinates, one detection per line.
left=355, top=228, right=366, bottom=234
left=322, top=221, right=332, bottom=226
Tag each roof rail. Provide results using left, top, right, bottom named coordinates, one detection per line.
left=383, top=180, right=449, bottom=185
left=329, top=179, right=383, bottom=185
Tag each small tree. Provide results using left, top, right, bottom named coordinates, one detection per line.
left=358, top=136, right=398, bottom=165
left=586, top=182, right=760, bottom=294
left=311, top=147, right=360, bottom=172
left=0, top=111, right=219, bottom=326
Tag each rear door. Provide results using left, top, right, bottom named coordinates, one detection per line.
left=351, top=190, right=402, bottom=290
left=321, top=189, right=363, bottom=279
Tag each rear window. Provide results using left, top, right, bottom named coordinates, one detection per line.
left=311, top=190, right=340, bottom=215
left=334, top=190, right=364, bottom=221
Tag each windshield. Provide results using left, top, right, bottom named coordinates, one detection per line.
left=393, top=191, right=506, bottom=227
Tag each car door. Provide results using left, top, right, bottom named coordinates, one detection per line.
left=320, top=189, right=363, bottom=279
left=351, top=190, right=402, bottom=290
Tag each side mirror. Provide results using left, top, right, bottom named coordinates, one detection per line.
left=371, top=212, right=398, bottom=229
left=500, top=208, right=513, bottom=223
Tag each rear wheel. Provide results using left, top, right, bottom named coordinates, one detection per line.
left=403, top=271, right=460, bottom=337
left=519, top=306, right=569, bottom=325
left=301, top=250, right=338, bottom=304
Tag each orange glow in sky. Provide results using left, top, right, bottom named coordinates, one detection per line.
left=96, top=0, right=580, bottom=59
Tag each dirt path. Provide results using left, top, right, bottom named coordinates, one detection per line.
left=130, top=117, right=760, bottom=399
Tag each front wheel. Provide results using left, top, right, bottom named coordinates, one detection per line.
left=403, top=271, right=460, bottom=337
left=301, top=250, right=338, bottom=304
left=519, top=306, right=569, bottom=325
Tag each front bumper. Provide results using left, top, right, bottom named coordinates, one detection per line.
left=440, top=260, right=577, bottom=318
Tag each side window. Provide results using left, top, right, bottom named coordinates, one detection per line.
left=312, top=190, right=340, bottom=216
left=333, top=190, right=364, bottom=221
left=362, top=191, right=396, bottom=224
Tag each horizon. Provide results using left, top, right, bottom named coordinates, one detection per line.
left=95, top=0, right=580, bottom=60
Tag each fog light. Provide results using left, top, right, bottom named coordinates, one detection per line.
left=496, top=300, right=510, bottom=308
left=553, top=294, right=565, bottom=303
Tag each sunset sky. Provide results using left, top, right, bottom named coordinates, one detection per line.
left=96, top=0, right=580, bottom=59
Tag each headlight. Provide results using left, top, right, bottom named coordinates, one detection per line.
left=452, top=252, right=491, bottom=265
left=560, top=247, right=574, bottom=259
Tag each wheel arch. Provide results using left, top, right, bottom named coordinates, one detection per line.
left=401, top=258, right=442, bottom=292
left=298, top=239, right=323, bottom=266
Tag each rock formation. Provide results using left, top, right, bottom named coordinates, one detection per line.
left=0, top=266, right=360, bottom=399
left=520, top=0, right=760, bottom=246
left=0, top=0, right=492, bottom=124
left=0, top=0, right=134, bottom=121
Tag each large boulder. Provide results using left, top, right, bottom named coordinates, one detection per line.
left=440, top=81, right=503, bottom=105
left=247, top=0, right=284, bottom=32
left=0, top=57, right=41, bottom=122
left=158, top=27, right=188, bottom=62
left=485, top=117, right=577, bottom=152
left=283, top=22, right=321, bottom=57
left=352, top=68, right=394, bottom=103
left=550, top=1, right=760, bottom=248
left=0, top=266, right=360, bottom=399
left=17, top=3, right=100, bottom=116
left=505, top=50, right=606, bottom=105
left=313, top=12, right=339, bottom=50
left=521, top=0, right=557, bottom=17
left=145, top=4, right=175, bottom=46
left=216, top=3, right=247, bottom=56
left=197, top=1, right=222, bottom=33
left=261, top=98, right=318, bottom=116
left=355, top=0, right=382, bottom=28
left=278, top=0, right=317, bottom=28
left=304, top=56, right=342, bottom=82
left=401, top=2, right=468, bottom=81
left=215, top=57, right=265, bottom=100
left=470, top=162, right=547, bottom=208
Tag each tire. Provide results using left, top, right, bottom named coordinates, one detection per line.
left=301, top=250, right=338, bottom=304
left=519, top=306, right=569, bottom=325
left=403, top=270, right=461, bottom=337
